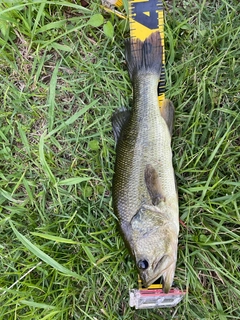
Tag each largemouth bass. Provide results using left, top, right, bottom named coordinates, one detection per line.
left=112, top=32, right=179, bottom=293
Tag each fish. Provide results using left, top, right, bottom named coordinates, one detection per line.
left=112, top=32, right=179, bottom=293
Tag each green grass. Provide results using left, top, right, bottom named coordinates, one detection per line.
left=0, top=0, right=239, bottom=319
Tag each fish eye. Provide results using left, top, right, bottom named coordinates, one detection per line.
left=137, top=259, right=149, bottom=270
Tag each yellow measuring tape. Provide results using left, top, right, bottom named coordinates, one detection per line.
left=103, top=0, right=165, bottom=107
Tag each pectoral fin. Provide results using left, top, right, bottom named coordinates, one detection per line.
left=144, top=164, right=165, bottom=206
left=160, top=99, right=174, bottom=136
left=112, top=107, right=131, bottom=142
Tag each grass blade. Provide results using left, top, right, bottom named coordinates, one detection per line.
left=19, top=300, right=56, bottom=309
left=48, top=62, right=60, bottom=132
left=10, top=221, right=86, bottom=282
left=47, top=99, right=99, bottom=137
left=31, top=232, right=79, bottom=244
left=58, top=177, right=93, bottom=186
left=39, top=133, right=56, bottom=184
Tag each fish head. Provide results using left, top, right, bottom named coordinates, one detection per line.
left=130, top=205, right=179, bottom=293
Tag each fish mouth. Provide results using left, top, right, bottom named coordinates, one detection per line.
left=140, top=256, right=164, bottom=287
left=141, top=255, right=174, bottom=289
left=142, top=273, right=162, bottom=288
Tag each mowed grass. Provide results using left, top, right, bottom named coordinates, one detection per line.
left=0, top=0, right=239, bottom=319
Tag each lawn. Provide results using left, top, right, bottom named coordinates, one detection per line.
left=0, top=0, right=239, bottom=319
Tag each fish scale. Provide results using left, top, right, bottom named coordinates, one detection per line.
left=115, top=76, right=177, bottom=217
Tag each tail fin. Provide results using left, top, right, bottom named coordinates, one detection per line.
left=125, top=32, right=162, bottom=80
